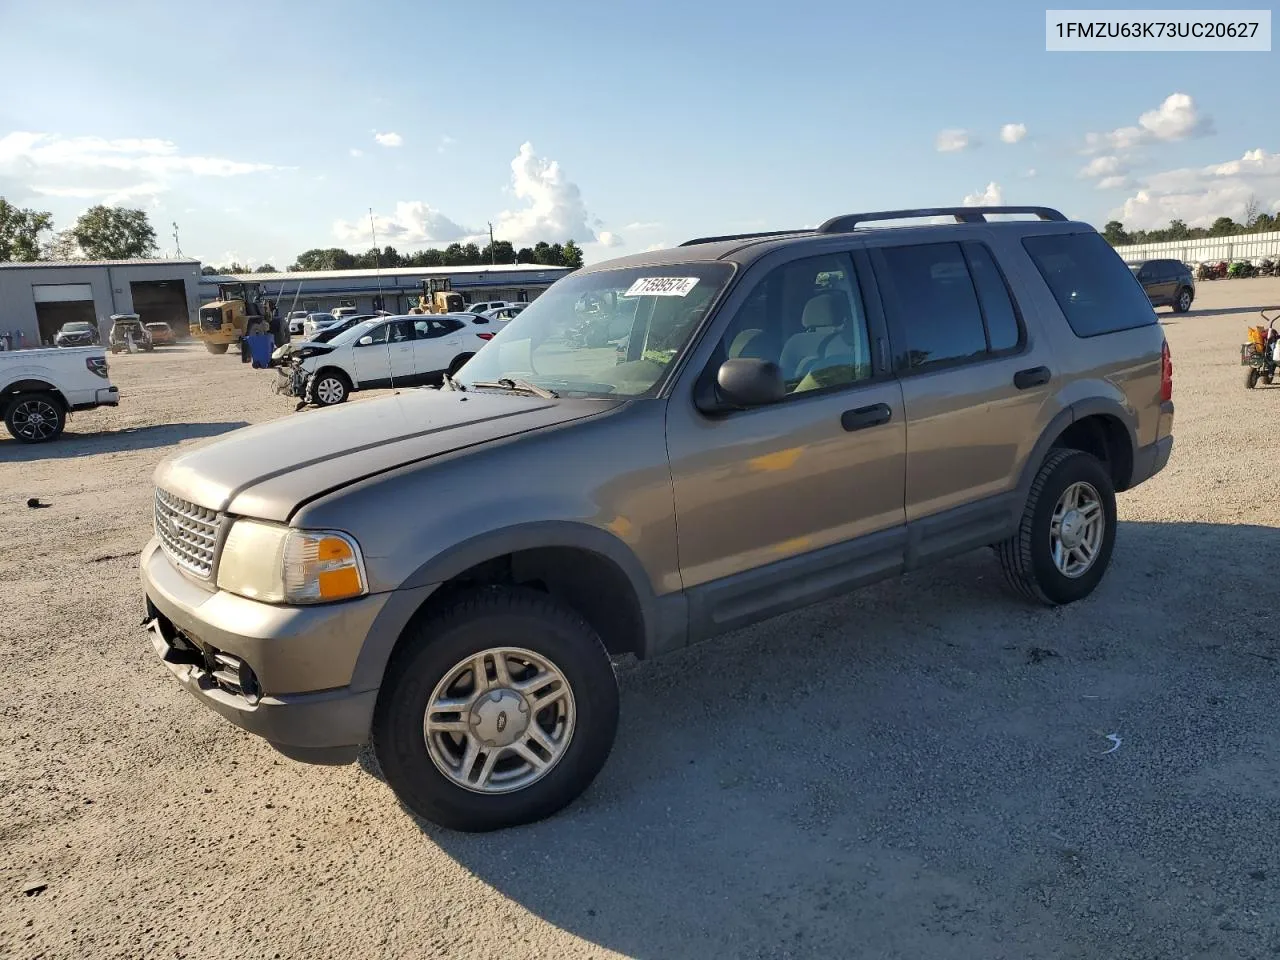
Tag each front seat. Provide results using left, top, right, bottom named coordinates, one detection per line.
left=779, top=290, right=850, bottom=383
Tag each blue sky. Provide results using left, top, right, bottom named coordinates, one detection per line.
left=1, top=0, right=1276, bottom=267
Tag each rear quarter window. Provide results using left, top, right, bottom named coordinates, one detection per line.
left=1022, top=232, right=1157, bottom=338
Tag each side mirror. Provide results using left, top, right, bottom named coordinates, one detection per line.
left=358, top=335, right=373, bottom=346
left=706, top=357, right=785, bottom=410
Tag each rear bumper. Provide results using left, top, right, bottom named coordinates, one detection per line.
left=140, top=538, right=388, bottom=763
left=1130, top=402, right=1174, bottom=486
left=70, top=386, right=120, bottom=411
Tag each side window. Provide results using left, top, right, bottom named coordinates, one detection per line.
left=362, top=323, right=391, bottom=345
left=387, top=320, right=414, bottom=342
left=1022, top=232, right=1157, bottom=337
left=873, top=242, right=987, bottom=370
left=962, top=241, right=1023, bottom=354
left=713, top=253, right=873, bottom=395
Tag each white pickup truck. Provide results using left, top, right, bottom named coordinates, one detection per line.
left=0, top=346, right=120, bottom=443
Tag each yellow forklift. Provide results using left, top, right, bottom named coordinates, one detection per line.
left=409, top=278, right=465, bottom=315
left=193, top=281, right=283, bottom=354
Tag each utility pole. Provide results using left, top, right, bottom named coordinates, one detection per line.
left=172, top=222, right=182, bottom=257
left=488, top=221, right=495, bottom=265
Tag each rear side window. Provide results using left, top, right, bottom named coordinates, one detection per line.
left=1023, top=232, right=1156, bottom=337
left=962, top=241, right=1022, bottom=353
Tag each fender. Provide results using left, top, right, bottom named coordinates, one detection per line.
left=349, top=520, right=686, bottom=691
left=2, top=377, right=68, bottom=408
left=1014, top=397, right=1139, bottom=513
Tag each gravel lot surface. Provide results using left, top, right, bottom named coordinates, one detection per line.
left=3, top=280, right=1280, bottom=960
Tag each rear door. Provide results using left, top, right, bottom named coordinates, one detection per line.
left=868, top=238, right=1055, bottom=533
left=411, top=317, right=466, bottom=380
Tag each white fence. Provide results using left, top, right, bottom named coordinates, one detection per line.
left=1113, top=231, right=1280, bottom=264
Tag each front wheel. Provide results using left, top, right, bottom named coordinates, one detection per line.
left=996, top=448, right=1117, bottom=606
left=306, top=369, right=351, bottom=406
left=1173, top=288, right=1193, bottom=313
left=372, top=588, right=619, bottom=832
left=4, top=392, right=66, bottom=443
left=446, top=353, right=475, bottom=377
left=204, top=342, right=229, bottom=355
left=1246, top=368, right=1260, bottom=389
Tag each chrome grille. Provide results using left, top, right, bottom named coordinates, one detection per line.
left=154, top=489, right=222, bottom=579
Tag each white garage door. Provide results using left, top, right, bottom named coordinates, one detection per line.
left=33, top=283, right=94, bottom=303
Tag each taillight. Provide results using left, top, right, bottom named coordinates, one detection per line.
left=1160, top=340, right=1173, bottom=401
left=86, top=356, right=109, bottom=379
left=476, top=332, right=494, bottom=341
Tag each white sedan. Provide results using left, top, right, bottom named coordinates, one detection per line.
left=292, top=314, right=495, bottom=406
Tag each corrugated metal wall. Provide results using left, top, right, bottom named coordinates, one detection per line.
left=1112, top=231, right=1280, bottom=263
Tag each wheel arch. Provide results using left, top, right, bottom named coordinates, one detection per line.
left=1018, top=400, right=1139, bottom=502
left=2, top=379, right=69, bottom=411
left=351, top=521, right=677, bottom=692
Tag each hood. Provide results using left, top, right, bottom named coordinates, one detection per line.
left=154, top=389, right=619, bottom=522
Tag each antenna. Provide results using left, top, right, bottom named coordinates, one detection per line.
left=370, top=207, right=397, bottom=394
left=172, top=222, right=182, bottom=257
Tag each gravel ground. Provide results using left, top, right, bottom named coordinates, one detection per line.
left=3, top=280, right=1280, bottom=960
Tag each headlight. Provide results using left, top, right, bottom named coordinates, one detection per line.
left=216, top=520, right=367, bottom=604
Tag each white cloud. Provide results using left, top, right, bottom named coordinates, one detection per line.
left=334, top=201, right=471, bottom=247
left=625, top=221, right=661, bottom=231
left=1085, top=93, right=1213, bottom=154
left=0, top=132, right=281, bottom=210
left=962, top=181, right=1003, bottom=206
left=1097, top=176, right=1132, bottom=190
left=374, top=131, right=403, bottom=147
left=644, top=241, right=669, bottom=252
left=1000, top=123, right=1027, bottom=144
left=597, top=231, right=623, bottom=247
left=492, top=142, right=599, bottom=246
left=349, top=148, right=363, bottom=157
left=1022, top=168, right=1038, bottom=178
left=1111, top=147, right=1280, bottom=229
left=1080, top=155, right=1127, bottom=179
left=437, top=135, right=456, bottom=154
left=936, top=129, right=977, bottom=153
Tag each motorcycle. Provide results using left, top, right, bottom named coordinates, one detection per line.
left=1259, top=259, right=1276, bottom=278
left=1242, top=308, right=1280, bottom=389
left=1196, top=262, right=1215, bottom=282
left=1228, top=260, right=1253, bottom=279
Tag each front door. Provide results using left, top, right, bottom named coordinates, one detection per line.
left=867, top=238, right=1055, bottom=524
left=353, top=319, right=417, bottom=388
left=666, top=250, right=907, bottom=636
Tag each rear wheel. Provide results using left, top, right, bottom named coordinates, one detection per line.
left=4, top=392, right=66, bottom=443
left=1173, top=288, right=1193, bottom=313
left=372, top=587, right=619, bottom=832
left=447, top=353, right=475, bottom=377
left=306, top=368, right=351, bottom=406
left=1246, top=368, right=1260, bottom=389
left=205, top=343, right=229, bottom=355
left=996, top=448, right=1116, bottom=606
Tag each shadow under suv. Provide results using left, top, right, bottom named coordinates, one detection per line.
left=141, top=205, right=1175, bottom=832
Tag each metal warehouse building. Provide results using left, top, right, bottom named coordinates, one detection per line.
left=200, top=264, right=572, bottom=316
left=0, top=259, right=202, bottom=349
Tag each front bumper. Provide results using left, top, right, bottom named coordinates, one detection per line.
left=140, top=538, right=388, bottom=763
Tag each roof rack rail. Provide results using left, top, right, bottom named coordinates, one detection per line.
left=679, top=229, right=811, bottom=247
left=817, top=206, right=1067, bottom=234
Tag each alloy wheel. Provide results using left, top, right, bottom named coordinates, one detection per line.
left=1049, top=481, right=1105, bottom=578
left=10, top=398, right=60, bottom=441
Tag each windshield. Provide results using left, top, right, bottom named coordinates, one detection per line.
left=62, top=322, right=93, bottom=332
left=455, top=263, right=734, bottom=397
left=327, top=318, right=383, bottom=346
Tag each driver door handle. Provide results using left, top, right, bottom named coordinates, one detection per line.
left=1014, top=366, right=1051, bottom=390
left=841, top=403, right=892, bottom=432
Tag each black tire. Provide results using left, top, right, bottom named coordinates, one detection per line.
left=306, top=368, right=351, bottom=406
left=1173, top=287, right=1193, bottom=313
left=205, top=343, right=229, bottom=355
left=372, top=587, right=620, bottom=832
left=446, top=353, right=475, bottom=377
left=1246, top=368, right=1260, bottom=389
left=4, top=392, right=66, bottom=443
left=996, top=448, right=1117, bottom=606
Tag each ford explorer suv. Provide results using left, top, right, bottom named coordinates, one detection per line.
left=141, top=206, right=1174, bottom=832
left=1, top=344, right=119, bottom=442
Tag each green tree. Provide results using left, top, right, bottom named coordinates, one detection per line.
left=561, top=239, right=584, bottom=270
left=290, top=247, right=356, bottom=271
left=516, top=246, right=536, bottom=264
left=201, top=265, right=221, bottom=275
left=1208, top=216, right=1238, bottom=237
left=548, top=243, right=565, bottom=267
left=460, top=242, right=482, bottom=265
left=531, top=241, right=553, bottom=265
left=70, top=205, right=157, bottom=259
left=1166, top=219, right=1190, bottom=241
left=254, top=263, right=278, bottom=273
left=409, top=248, right=445, bottom=267
left=442, top=243, right=466, bottom=266
left=0, top=197, right=53, bottom=262
left=480, top=240, right=516, bottom=265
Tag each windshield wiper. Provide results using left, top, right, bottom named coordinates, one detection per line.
left=470, top=378, right=559, bottom=399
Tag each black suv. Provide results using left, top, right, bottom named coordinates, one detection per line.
left=1130, top=259, right=1195, bottom=313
